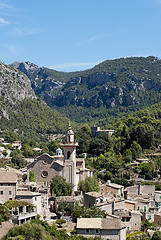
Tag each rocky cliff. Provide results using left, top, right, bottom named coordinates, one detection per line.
left=0, top=61, right=36, bottom=119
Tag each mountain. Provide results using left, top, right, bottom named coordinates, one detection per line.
left=0, top=62, right=70, bottom=140
left=0, top=61, right=36, bottom=119
left=11, top=56, right=161, bottom=124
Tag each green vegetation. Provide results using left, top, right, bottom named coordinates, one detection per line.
left=78, top=176, right=99, bottom=193
left=5, top=200, right=34, bottom=210
left=2, top=220, right=102, bottom=240
left=0, top=205, right=11, bottom=224
left=50, top=176, right=73, bottom=196
left=151, top=231, right=161, bottom=240
left=29, top=170, right=36, bottom=182
left=0, top=98, right=69, bottom=142
left=57, top=202, right=107, bottom=221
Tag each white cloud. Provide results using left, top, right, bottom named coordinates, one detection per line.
left=12, top=27, right=42, bottom=37
left=48, top=60, right=104, bottom=72
left=0, top=1, right=15, bottom=10
left=74, top=33, right=107, bottom=47
left=0, top=17, right=9, bottom=24
left=74, top=31, right=122, bottom=48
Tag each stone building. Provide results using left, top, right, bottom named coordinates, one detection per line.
left=0, top=168, right=18, bottom=204
left=77, top=216, right=126, bottom=240
left=27, top=124, right=92, bottom=192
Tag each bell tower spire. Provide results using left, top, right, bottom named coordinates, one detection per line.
left=67, top=123, right=74, bottom=143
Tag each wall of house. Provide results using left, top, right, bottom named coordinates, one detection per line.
left=125, top=202, right=135, bottom=210
left=126, top=186, right=138, bottom=196
left=131, top=213, right=141, bottom=231
left=139, top=185, right=155, bottom=196
left=135, top=201, right=150, bottom=212
left=77, top=228, right=124, bottom=240
left=84, top=194, right=97, bottom=208
left=154, top=214, right=161, bottom=225
left=155, top=192, right=161, bottom=202
left=99, top=203, right=113, bottom=215
left=0, top=183, right=16, bottom=203
left=103, top=185, right=119, bottom=196
left=114, top=201, right=125, bottom=211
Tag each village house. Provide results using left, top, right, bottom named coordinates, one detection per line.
left=100, top=180, right=124, bottom=197
left=27, top=124, right=92, bottom=192
left=114, top=209, right=142, bottom=232
left=15, top=191, right=42, bottom=216
left=91, top=126, right=115, bottom=137
left=84, top=191, right=125, bottom=215
left=125, top=200, right=136, bottom=210
left=0, top=168, right=17, bottom=204
left=76, top=216, right=126, bottom=240
left=11, top=141, right=22, bottom=150
left=10, top=201, right=37, bottom=225
left=154, top=190, right=161, bottom=207
left=124, top=184, right=155, bottom=200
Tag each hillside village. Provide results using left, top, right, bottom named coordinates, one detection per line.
left=1, top=125, right=161, bottom=239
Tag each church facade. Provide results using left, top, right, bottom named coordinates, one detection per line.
left=27, top=124, right=92, bottom=191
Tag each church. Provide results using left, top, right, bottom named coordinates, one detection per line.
left=27, top=124, right=93, bottom=191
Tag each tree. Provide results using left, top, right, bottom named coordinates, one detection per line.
left=50, top=176, right=73, bottom=196
left=0, top=205, right=11, bottom=224
left=151, top=231, right=161, bottom=240
left=130, top=141, right=142, bottom=160
left=29, top=170, right=36, bottom=182
left=55, top=219, right=66, bottom=228
left=89, top=138, right=110, bottom=156
left=2, top=150, right=8, bottom=157
left=78, top=175, right=99, bottom=193
left=72, top=202, right=107, bottom=222
left=2, top=222, right=46, bottom=240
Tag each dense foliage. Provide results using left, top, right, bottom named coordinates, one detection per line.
left=50, top=176, right=73, bottom=196
left=2, top=220, right=102, bottom=240
left=0, top=98, right=69, bottom=141
left=0, top=205, right=11, bottom=224
left=78, top=176, right=100, bottom=193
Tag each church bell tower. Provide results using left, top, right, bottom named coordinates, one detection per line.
left=61, top=124, right=78, bottom=191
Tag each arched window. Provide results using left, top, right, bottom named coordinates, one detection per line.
left=67, top=151, right=70, bottom=159
left=68, top=136, right=70, bottom=142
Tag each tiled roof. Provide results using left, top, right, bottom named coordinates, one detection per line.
left=85, top=192, right=102, bottom=198
left=107, top=182, right=124, bottom=189
left=56, top=196, right=75, bottom=202
left=77, top=217, right=125, bottom=230
left=0, top=169, right=17, bottom=183
left=16, top=191, right=41, bottom=196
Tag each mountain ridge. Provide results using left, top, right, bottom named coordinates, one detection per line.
left=10, top=56, right=161, bottom=123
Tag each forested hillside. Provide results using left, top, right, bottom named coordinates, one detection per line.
left=0, top=62, right=70, bottom=141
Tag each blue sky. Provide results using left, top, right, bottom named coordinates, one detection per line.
left=0, top=0, right=161, bottom=72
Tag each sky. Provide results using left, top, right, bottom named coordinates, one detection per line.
left=0, top=0, right=161, bottom=72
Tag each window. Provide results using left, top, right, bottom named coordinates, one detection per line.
left=137, top=206, right=140, bottom=210
left=144, top=206, right=146, bottom=212
left=35, top=197, right=37, bottom=201
left=95, top=229, right=99, bottom=234
left=86, top=229, right=90, bottom=233
left=0, top=191, right=3, bottom=195
left=41, top=171, right=48, bottom=178
left=9, top=191, right=12, bottom=195
left=160, top=196, right=161, bottom=199
left=127, top=227, right=130, bottom=230
left=148, top=215, right=151, bottom=220
left=67, top=151, right=71, bottom=159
